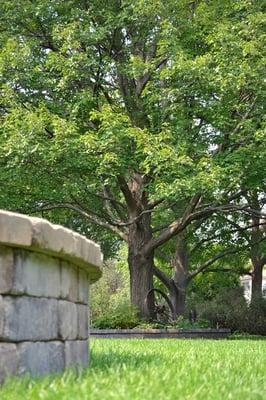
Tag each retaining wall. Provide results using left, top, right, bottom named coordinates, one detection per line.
left=0, top=210, right=102, bottom=382
left=91, top=328, right=231, bottom=339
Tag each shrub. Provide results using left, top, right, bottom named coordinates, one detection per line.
left=199, top=287, right=248, bottom=330
left=90, top=250, right=135, bottom=328
left=198, top=287, right=266, bottom=335
left=173, top=316, right=211, bottom=329
left=92, top=303, right=140, bottom=329
left=247, top=296, right=266, bottom=335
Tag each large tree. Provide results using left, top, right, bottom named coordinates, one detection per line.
left=0, top=0, right=265, bottom=317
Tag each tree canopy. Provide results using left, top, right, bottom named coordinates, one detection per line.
left=0, top=0, right=265, bottom=316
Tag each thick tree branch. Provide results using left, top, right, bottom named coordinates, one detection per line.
left=189, top=248, right=241, bottom=279
left=102, top=185, right=127, bottom=220
left=136, top=58, right=168, bottom=96
left=155, top=249, right=172, bottom=265
left=152, top=265, right=173, bottom=291
left=202, top=268, right=248, bottom=274
left=152, top=223, right=171, bottom=233
left=191, top=221, right=266, bottom=254
left=148, top=198, right=165, bottom=209
left=31, top=202, right=128, bottom=241
left=144, top=194, right=202, bottom=253
left=78, top=181, right=126, bottom=211
left=102, top=186, right=121, bottom=222
left=190, top=236, right=266, bottom=279
left=117, top=176, right=136, bottom=210
left=111, top=207, right=160, bottom=227
left=144, top=199, right=266, bottom=255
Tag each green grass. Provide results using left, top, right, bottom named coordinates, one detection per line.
left=1, top=339, right=266, bottom=400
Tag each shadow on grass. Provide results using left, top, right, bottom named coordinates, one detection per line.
left=228, top=335, right=266, bottom=341
left=90, top=350, right=162, bottom=371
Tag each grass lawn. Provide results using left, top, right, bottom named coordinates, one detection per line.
left=1, top=339, right=265, bottom=400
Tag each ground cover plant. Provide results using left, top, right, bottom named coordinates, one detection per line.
left=1, top=339, right=265, bottom=400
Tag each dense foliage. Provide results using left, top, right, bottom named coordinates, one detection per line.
left=90, top=253, right=265, bottom=334
left=0, top=0, right=265, bottom=316
left=199, top=287, right=266, bottom=335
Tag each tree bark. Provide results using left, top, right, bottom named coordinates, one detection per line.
left=248, top=191, right=265, bottom=303
left=169, top=281, right=187, bottom=318
left=120, top=172, right=155, bottom=318
left=153, top=235, right=189, bottom=319
left=128, top=246, right=154, bottom=318
left=170, top=235, right=189, bottom=317
left=251, top=260, right=263, bottom=301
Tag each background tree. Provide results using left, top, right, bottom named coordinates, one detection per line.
left=152, top=207, right=265, bottom=318
left=220, top=190, right=266, bottom=302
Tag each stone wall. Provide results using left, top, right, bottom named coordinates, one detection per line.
left=0, top=210, right=102, bottom=383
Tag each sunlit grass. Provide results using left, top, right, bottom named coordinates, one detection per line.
left=1, top=339, right=265, bottom=400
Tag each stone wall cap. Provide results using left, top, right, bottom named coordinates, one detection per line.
left=0, top=210, right=102, bottom=282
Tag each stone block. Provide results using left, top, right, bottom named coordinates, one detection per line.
left=77, top=304, right=89, bottom=339
left=0, top=246, right=14, bottom=294
left=78, top=269, right=89, bottom=304
left=31, top=219, right=75, bottom=257
left=0, top=248, right=61, bottom=298
left=58, top=300, right=78, bottom=340
left=15, top=251, right=61, bottom=298
left=60, top=261, right=78, bottom=302
left=65, top=340, right=88, bottom=369
left=0, top=211, right=32, bottom=247
left=0, top=343, right=18, bottom=383
left=31, top=218, right=102, bottom=277
left=17, top=341, right=64, bottom=376
left=0, top=210, right=102, bottom=284
left=0, top=296, right=58, bottom=341
left=73, top=232, right=102, bottom=269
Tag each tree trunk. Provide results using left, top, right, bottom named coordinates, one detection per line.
left=125, top=173, right=155, bottom=319
left=169, top=281, right=187, bottom=318
left=251, top=260, right=263, bottom=302
left=170, top=235, right=189, bottom=317
left=248, top=192, right=265, bottom=303
left=128, top=248, right=154, bottom=318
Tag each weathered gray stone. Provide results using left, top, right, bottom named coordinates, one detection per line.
left=78, top=269, right=89, bottom=304
left=0, top=343, right=18, bottom=383
left=0, top=211, right=32, bottom=247
left=0, top=295, right=14, bottom=340
left=14, top=251, right=61, bottom=298
left=73, top=232, right=102, bottom=270
left=0, top=209, right=102, bottom=382
left=0, top=248, right=61, bottom=298
left=0, top=246, right=14, bottom=294
left=0, top=296, right=58, bottom=341
left=30, top=216, right=102, bottom=282
left=77, top=304, right=89, bottom=339
left=0, top=210, right=102, bottom=282
left=17, top=341, right=64, bottom=376
left=8, top=251, right=24, bottom=294
left=65, top=340, right=88, bottom=368
left=58, top=300, right=78, bottom=340
left=32, top=220, right=76, bottom=258
left=60, top=261, right=78, bottom=302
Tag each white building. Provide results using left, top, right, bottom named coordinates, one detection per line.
left=240, top=267, right=266, bottom=302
